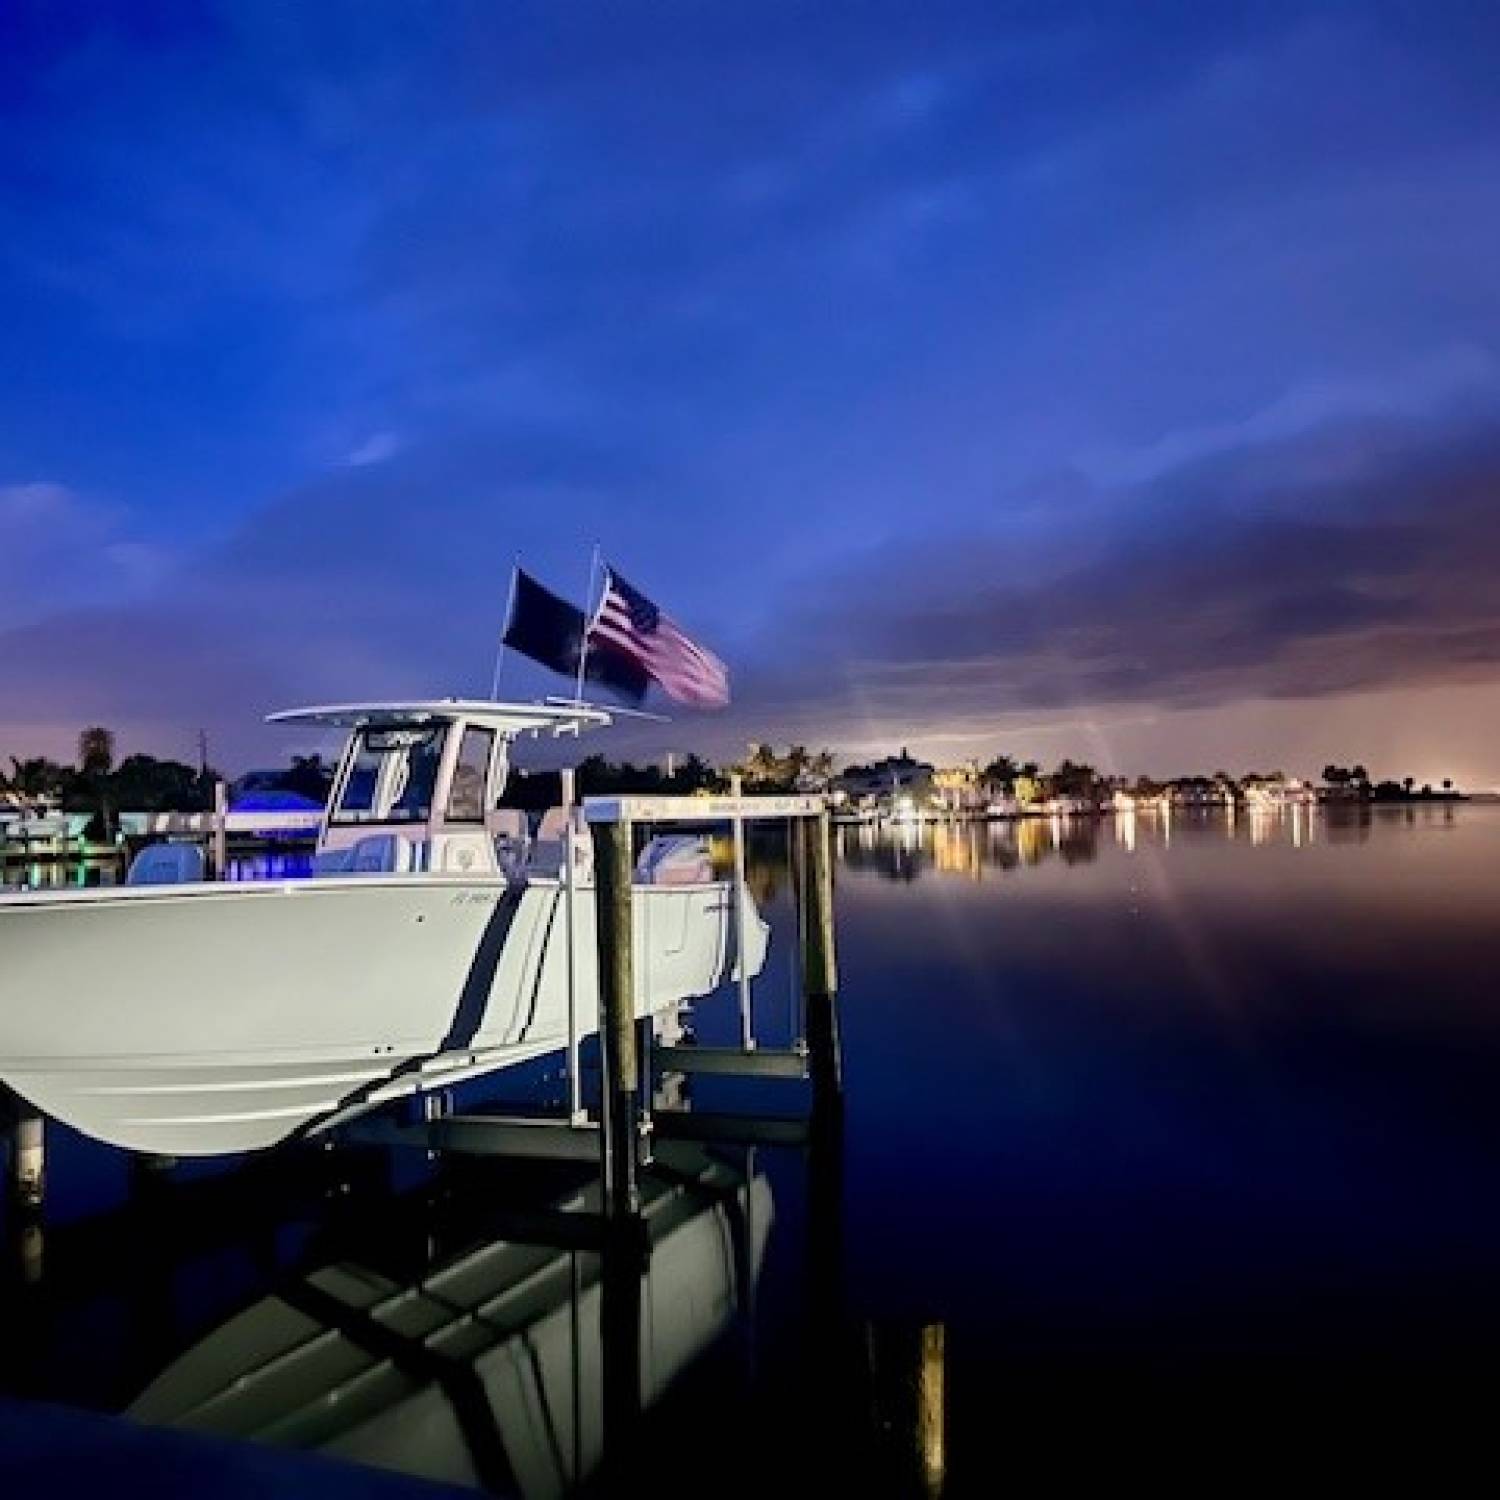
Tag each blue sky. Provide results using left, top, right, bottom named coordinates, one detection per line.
left=5, top=2, right=1500, bottom=782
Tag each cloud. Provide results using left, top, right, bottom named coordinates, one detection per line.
left=5, top=5, right=1500, bottom=784
left=0, top=422, right=698, bottom=761
left=1078, top=347, right=1499, bottom=488
left=6, top=384, right=1500, bottom=775
left=341, top=430, right=402, bottom=467
left=0, top=482, right=168, bottom=628
left=731, top=397, right=1500, bottom=743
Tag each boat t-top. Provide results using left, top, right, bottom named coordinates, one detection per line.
left=0, top=699, right=766, bottom=1156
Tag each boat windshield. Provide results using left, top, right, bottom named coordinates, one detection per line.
left=331, top=726, right=447, bottom=825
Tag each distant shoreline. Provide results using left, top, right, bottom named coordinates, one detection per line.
left=1329, top=791, right=1467, bottom=805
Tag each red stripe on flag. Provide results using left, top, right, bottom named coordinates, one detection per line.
left=588, top=576, right=729, bottom=707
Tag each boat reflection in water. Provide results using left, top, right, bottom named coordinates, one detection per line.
left=127, top=1142, right=771, bottom=1497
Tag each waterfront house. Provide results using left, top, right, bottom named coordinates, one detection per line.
left=832, top=750, right=935, bottom=805
left=933, top=762, right=987, bottom=817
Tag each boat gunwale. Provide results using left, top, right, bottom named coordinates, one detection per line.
left=0, top=873, right=734, bottom=910
left=0, top=874, right=514, bottom=909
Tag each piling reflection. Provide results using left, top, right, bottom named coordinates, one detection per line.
left=857, top=1322, right=948, bottom=1498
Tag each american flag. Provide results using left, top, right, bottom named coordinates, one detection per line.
left=587, top=565, right=730, bottom=708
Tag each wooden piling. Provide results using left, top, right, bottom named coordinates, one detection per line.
left=580, top=809, right=650, bottom=1478
left=560, top=767, right=584, bottom=1123
left=728, top=773, right=754, bottom=1050
left=6, top=1095, right=45, bottom=1215
left=916, top=1323, right=946, bottom=1498
left=800, top=808, right=843, bottom=1102
left=211, top=780, right=229, bottom=880
left=590, top=816, right=640, bottom=1219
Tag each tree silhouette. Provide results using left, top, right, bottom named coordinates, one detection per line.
left=982, top=754, right=1019, bottom=791
left=8, top=757, right=67, bottom=799
left=78, top=726, right=115, bottom=777
left=1049, top=759, right=1099, bottom=800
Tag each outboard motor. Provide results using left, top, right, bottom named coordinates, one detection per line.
left=635, top=834, right=714, bottom=886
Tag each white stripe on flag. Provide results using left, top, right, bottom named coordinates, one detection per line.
left=589, top=575, right=729, bottom=706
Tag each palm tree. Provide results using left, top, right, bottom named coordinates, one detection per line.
left=982, top=754, right=1018, bottom=792
left=78, top=725, right=116, bottom=777
left=736, top=742, right=782, bottom=788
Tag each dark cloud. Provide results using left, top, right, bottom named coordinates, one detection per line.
left=730, top=408, right=1500, bottom=737
left=0, top=419, right=746, bottom=761
left=6, top=399, right=1499, bottom=770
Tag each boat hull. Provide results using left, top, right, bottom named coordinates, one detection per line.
left=0, top=874, right=754, bottom=1155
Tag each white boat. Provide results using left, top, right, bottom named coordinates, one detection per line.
left=0, top=700, right=767, bottom=1157
left=128, top=1141, right=771, bottom=1497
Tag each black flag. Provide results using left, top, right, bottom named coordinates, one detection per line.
left=503, top=568, right=584, bottom=679
left=502, top=568, right=648, bottom=704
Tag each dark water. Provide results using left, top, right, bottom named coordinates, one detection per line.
left=4, top=802, right=1500, bottom=1492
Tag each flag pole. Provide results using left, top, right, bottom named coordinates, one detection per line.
left=573, top=542, right=602, bottom=704
left=490, top=555, right=521, bottom=700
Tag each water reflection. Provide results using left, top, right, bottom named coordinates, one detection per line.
left=125, top=1143, right=768, bottom=1496
left=838, top=814, right=1108, bottom=880
left=836, top=802, right=1463, bottom=881
left=4, top=803, right=1498, bottom=1492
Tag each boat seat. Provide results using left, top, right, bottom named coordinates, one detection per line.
left=490, top=809, right=528, bottom=839
left=526, top=807, right=589, bottom=880
left=126, top=842, right=207, bottom=886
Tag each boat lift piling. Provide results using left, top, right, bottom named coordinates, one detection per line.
left=5, top=1086, right=55, bottom=1283
left=582, top=791, right=840, bottom=1219
left=211, top=780, right=229, bottom=879
left=589, top=811, right=641, bottom=1222
left=728, top=773, right=755, bottom=1052
left=798, top=808, right=843, bottom=1106
left=3, top=1087, right=45, bottom=1217
left=560, top=767, right=585, bottom=1124
left=339, top=792, right=842, bottom=1227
